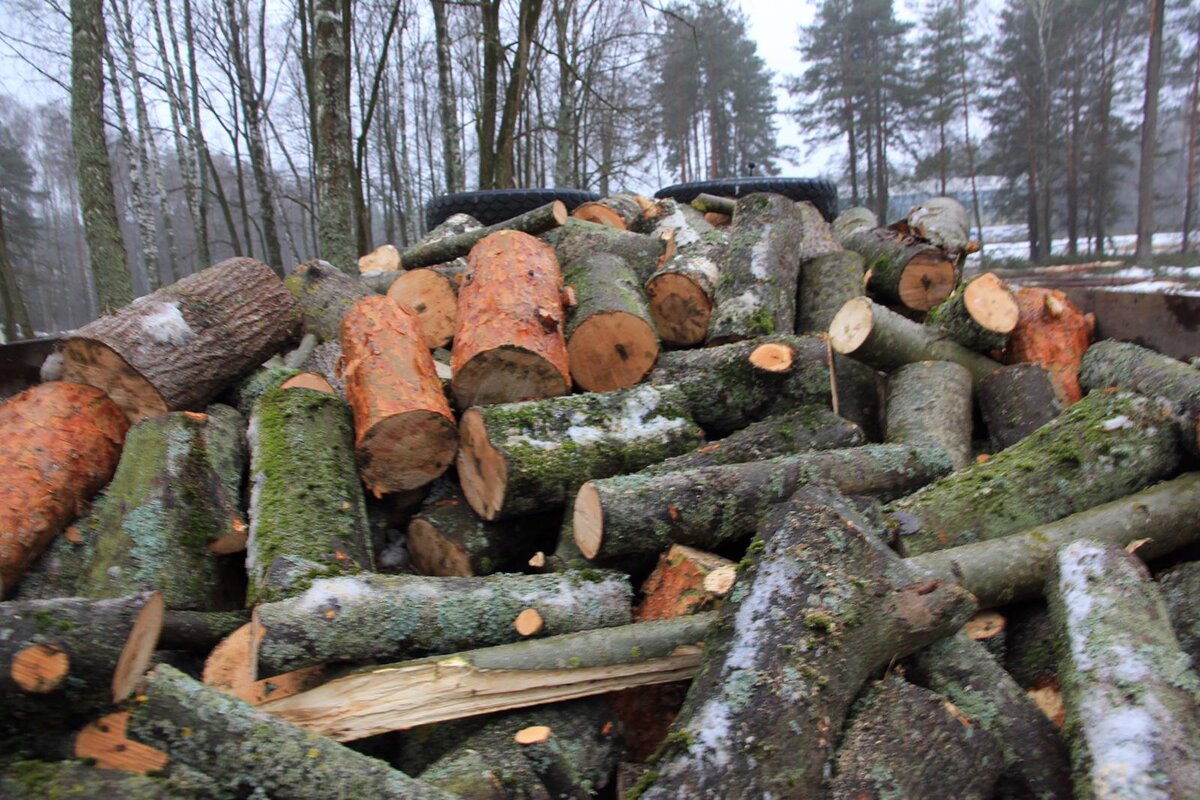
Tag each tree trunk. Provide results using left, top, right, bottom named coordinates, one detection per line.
left=60, top=258, right=302, bottom=422
left=633, top=484, right=974, bottom=799
left=342, top=297, right=457, bottom=493
left=402, top=202, right=566, bottom=269
left=924, top=272, right=1020, bottom=353
left=794, top=250, right=864, bottom=335
left=313, top=0, right=358, bottom=272
left=884, top=361, right=973, bottom=470
left=1135, top=0, right=1166, bottom=266
left=906, top=196, right=972, bottom=258
left=284, top=259, right=373, bottom=343
left=386, top=265, right=463, bottom=349
left=841, top=229, right=956, bottom=312
left=0, top=382, right=128, bottom=596
left=431, top=0, right=463, bottom=194
left=456, top=384, right=703, bottom=521
left=159, top=609, right=250, bottom=652
left=1004, top=288, right=1094, bottom=406
left=889, top=389, right=1181, bottom=557
left=251, top=570, right=631, bottom=677
left=493, top=0, right=544, bottom=188
left=574, top=443, right=952, bottom=562
left=0, top=196, right=33, bottom=339
left=978, top=363, right=1062, bottom=450
left=645, top=231, right=726, bottom=347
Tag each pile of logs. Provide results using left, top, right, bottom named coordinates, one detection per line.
left=4, top=189, right=1200, bottom=799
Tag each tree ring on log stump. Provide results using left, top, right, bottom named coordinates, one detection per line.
left=457, top=408, right=510, bottom=520
left=60, top=340, right=166, bottom=421
left=573, top=483, right=604, bottom=560
left=829, top=296, right=874, bottom=355
left=964, top=273, right=1020, bottom=335
left=453, top=347, right=571, bottom=409
left=11, top=644, right=70, bottom=693
left=112, top=591, right=164, bottom=702
left=407, top=518, right=473, bottom=577
left=749, top=343, right=795, bottom=373
left=645, top=273, right=712, bottom=347
left=358, top=411, right=459, bottom=492
left=387, top=270, right=458, bottom=349
left=894, top=252, right=956, bottom=311
left=279, top=373, right=335, bottom=394
left=567, top=311, right=659, bottom=392
left=515, top=725, right=553, bottom=745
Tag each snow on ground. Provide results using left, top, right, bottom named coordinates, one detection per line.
left=973, top=228, right=1186, bottom=262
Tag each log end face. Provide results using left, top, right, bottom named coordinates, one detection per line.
left=748, top=342, right=795, bottom=373
left=387, top=270, right=458, bottom=349
left=514, top=608, right=545, bottom=637
left=965, top=272, right=1020, bottom=334
left=60, top=339, right=168, bottom=423
left=572, top=203, right=626, bottom=230
left=451, top=348, right=571, bottom=409
left=829, top=296, right=875, bottom=355
left=645, top=273, right=712, bottom=347
left=515, top=725, right=553, bottom=745
left=567, top=312, right=660, bottom=392
left=899, top=255, right=957, bottom=311
left=112, top=591, right=164, bottom=703
left=551, top=200, right=569, bottom=226
left=573, top=483, right=604, bottom=560
left=457, top=408, right=508, bottom=521
left=407, top=518, right=473, bottom=577
left=11, top=643, right=70, bottom=693
left=358, top=411, right=459, bottom=493
left=278, top=372, right=335, bottom=394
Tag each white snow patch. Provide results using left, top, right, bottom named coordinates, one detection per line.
left=1057, top=542, right=1101, bottom=672
left=687, top=698, right=735, bottom=769
left=1102, top=415, right=1132, bottom=431
left=140, top=300, right=196, bottom=345
left=725, top=550, right=793, bottom=670
left=657, top=206, right=701, bottom=249
left=686, top=254, right=721, bottom=287
left=1107, top=281, right=1200, bottom=296
left=1079, top=699, right=1160, bottom=796
left=749, top=223, right=773, bottom=279
left=244, top=415, right=264, bottom=578
left=295, top=575, right=378, bottom=613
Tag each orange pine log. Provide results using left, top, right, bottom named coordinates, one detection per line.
left=1004, top=288, right=1096, bottom=405
left=451, top=231, right=571, bottom=408
left=0, top=382, right=128, bottom=595
left=341, top=296, right=458, bottom=494
left=635, top=545, right=737, bottom=622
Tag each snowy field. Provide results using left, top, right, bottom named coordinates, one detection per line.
left=975, top=226, right=1186, bottom=261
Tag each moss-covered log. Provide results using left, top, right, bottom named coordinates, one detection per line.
left=73, top=406, right=245, bottom=611
left=126, top=664, right=458, bottom=799
left=832, top=354, right=883, bottom=441
left=233, top=365, right=300, bottom=416
left=924, top=272, right=1019, bottom=353
left=1048, top=540, right=1200, bottom=799
left=457, top=385, right=703, bottom=521
left=829, top=674, right=1004, bottom=800
left=889, top=389, right=1181, bottom=556
left=906, top=632, right=1072, bottom=800
left=0, top=760, right=212, bottom=799
left=10, top=522, right=93, bottom=600
left=386, top=264, right=463, bottom=349
left=403, top=201, right=568, bottom=270
left=632, top=483, right=975, bottom=799
left=246, top=386, right=373, bottom=605
left=706, top=193, right=805, bottom=344
left=885, top=361, right=973, bottom=470
left=978, top=363, right=1062, bottom=450
left=645, top=335, right=832, bottom=436
left=543, top=218, right=669, bottom=283
left=830, top=296, right=1001, bottom=384
left=843, top=226, right=957, bottom=312
left=1158, top=561, right=1200, bottom=674
left=1081, top=339, right=1200, bottom=454
left=644, top=231, right=725, bottom=347
left=252, top=570, right=632, bottom=677
left=574, top=443, right=952, bottom=563
left=908, top=472, right=1200, bottom=608
left=795, top=249, right=865, bottom=334
left=285, top=259, right=374, bottom=343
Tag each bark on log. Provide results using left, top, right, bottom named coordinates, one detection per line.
left=634, top=545, right=736, bottom=621
left=1048, top=540, right=1200, bottom=799
left=830, top=296, right=1001, bottom=384
left=645, top=335, right=832, bottom=436
left=885, top=361, right=973, bottom=470
left=0, top=760, right=211, bottom=799
left=632, top=483, right=975, bottom=799
left=831, top=353, right=884, bottom=441
left=252, top=570, right=632, bottom=677
left=706, top=193, right=805, bottom=344
left=571, top=194, right=645, bottom=230
left=60, top=257, right=302, bottom=422
left=0, top=592, right=163, bottom=732
left=562, top=251, right=660, bottom=392
left=644, top=230, right=726, bottom=347
left=233, top=364, right=300, bottom=416
left=11, top=522, right=93, bottom=601
left=73, top=406, right=246, bottom=610
left=457, top=384, right=703, bottom=521
left=907, top=632, right=1072, bottom=800
left=259, top=613, right=712, bottom=741
left=832, top=206, right=878, bottom=242
left=574, top=443, right=952, bottom=562
left=1004, top=603, right=1058, bottom=690
left=840, top=226, right=957, bottom=311
left=298, top=340, right=347, bottom=398
left=517, top=727, right=594, bottom=800
left=246, top=386, right=374, bottom=605
left=906, top=196, right=972, bottom=256
left=159, top=610, right=249, bottom=651
left=924, top=272, right=1019, bottom=352
left=386, top=264, right=462, bottom=349
left=1082, top=339, right=1200, bottom=454
left=126, top=664, right=459, bottom=799
left=402, top=202, right=568, bottom=270
left=342, top=296, right=457, bottom=493
left=908, top=472, right=1200, bottom=608
left=285, top=259, right=374, bottom=343
left=1004, top=288, right=1095, bottom=405
left=543, top=219, right=670, bottom=283
left=452, top=230, right=571, bottom=408
left=795, top=249, right=865, bottom=334
left=829, top=674, right=1004, bottom=800
left=643, top=198, right=713, bottom=250
left=0, top=382, right=128, bottom=596
left=978, top=363, right=1062, bottom=450
left=688, top=193, right=735, bottom=216
left=888, top=389, right=1182, bottom=557
left=1159, top=561, right=1200, bottom=674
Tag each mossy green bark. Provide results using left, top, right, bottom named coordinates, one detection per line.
left=924, top=276, right=1011, bottom=352
left=284, top=259, right=373, bottom=341
left=978, top=363, right=1062, bottom=450
left=795, top=249, right=865, bottom=335
left=1158, top=561, right=1200, bottom=674
left=74, top=406, right=245, bottom=611
left=246, top=387, right=373, bottom=605
left=646, top=335, right=831, bottom=436
left=253, top=569, right=632, bottom=676
left=885, top=361, right=973, bottom=470
left=562, top=251, right=656, bottom=340
left=234, top=365, right=302, bottom=416
left=889, top=389, right=1182, bottom=557
left=11, top=524, right=95, bottom=601
left=544, top=218, right=667, bottom=283
left=0, top=759, right=213, bottom=799
left=126, top=665, right=459, bottom=799
left=1048, top=540, right=1200, bottom=799
left=580, top=443, right=952, bottom=562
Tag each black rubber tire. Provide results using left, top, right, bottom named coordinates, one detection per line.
left=654, top=178, right=839, bottom=222
left=425, top=189, right=600, bottom=230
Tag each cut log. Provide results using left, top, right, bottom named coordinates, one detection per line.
left=126, top=664, right=459, bottom=799
left=689, top=193, right=735, bottom=216
left=644, top=230, right=726, bottom=347
left=0, top=592, right=163, bottom=732
left=841, top=223, right=958, bottom=311
left=451, top=230, right=571, bottom=408
left=889, top=389, right=1181, bottom=557
left=965, top=609, right=1007, bottom=660
left=571, top=193, right=645, bottom=230
left=200, top=622, right=326, bottom=706
left=544, top=218, right=672, bottom=282
left=907, top=632, right=1072, bottom=800
left=646, top=335, right=832, bottom=436
left=1048, top=540, right=1200, bottom=799
left=795, top=249, right=865, bottom=334
left=517, top=727, right=593, bottom=800
left=703, top=211, right=730, bottom=227
left=706, top=193, right=805, bottom=344
left=359, top=243, right=401, bottom=273
left=233, top=364, right=301, bottom=416
left=0, top=382, right=128, bottom=596
left=829, top=674, right=1004, bottom=800
left=830, top=296, right=1001, bottom=384
left=252, top=570, right=632, bottom=677
left=574, top=443, right=952, bottom=562
left=73, top=710, right=169, bottom=774
left=643, top=198, right=713, bottom=249
left=73, top=406, right=245, bottom=610
left=298, top=340, right=347, bottom=397
left=11, top=521, right=94, bottom=600
left=831, top=352, right=884, bottom=441
left=362, top=215, right=480, bottom=293
left=978, top=363, right=1062, bottom=450
left=246, top=386, right=374, bottom=605
left=342, top=296, right=457, bottom=493
left=906, top=196, right=972, bottom=256
left=60, top=257, right=302, bottom=422
left=285, top=259, right=374, bottom=343
left=1082, top=339, right=1200, bottom=454
left=1004, top=287, right=1095, bottom=405
left=259, top=613, right=712, bottom=740
left=456, top=384, right=703, bottom=521
left=386, top=264, right=462, bottom=349
left=1158, top=562, right=1200, bottom=674
left=924, top=272, right=1020, bottom=352
left=884, top=360, right=973, bottom=470
left=632, top=483, right=975, bottom=799
left=562, top=251, right=659, bottom=392
left=0, top=760, right=212, bottom=799
left=832, top=206, right=878, bottom=242
left=634, top=545, right=736, bottom=621
left=159, top=609, right=249, bottom=651
left=909, top=472, right=1200, bottom=609
left=402, top=201, right=568, bottom=270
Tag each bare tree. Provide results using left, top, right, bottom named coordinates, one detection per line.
left=1136, top=0, right=1166, bottom=265
left=312, top=0, right=357, bottom=272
